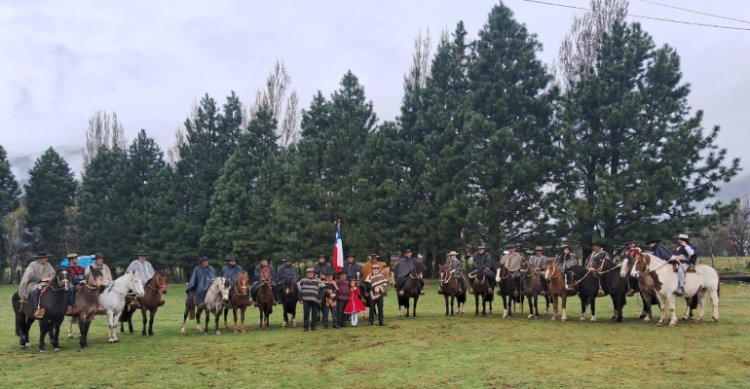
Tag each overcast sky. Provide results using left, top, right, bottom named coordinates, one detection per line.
left=1, top=0, right=749, bottom=196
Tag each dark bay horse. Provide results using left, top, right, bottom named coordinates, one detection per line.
left=544, top=261, right=570, bottom=321
left=71, top=267, right=105, bottom=348
left=593, top=256, right=628, bottom=323
left=438, top=265, right=466, bottom=316
left=280, top=276, right=299, bottom=328
left=566, top=265, right=600, bottom=322
left=496, top=264, right=519, bottom=318
left=121, top=270, right=168, bottom=336
left=13, top=266, right=71, bottom=351
left=520, top=261, right=546, bottom=319
left=257, top=267, right=274, bottom=329
left=471, top=268, right=493, bottom=316
left=223, top=272, right=250, bottom=333
left=398, top=267, right=423, bottom=318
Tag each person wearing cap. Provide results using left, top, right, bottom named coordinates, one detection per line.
left=125, top=250, right=156, bottom=282
left=298, top=267, right=326, bottom=331
left=86, top=253, right=113, bottom=285
left=17, top=252, right=56, bottom=317
left=469, top=243, right=496, bottom=293
left=395, top=249, right=425, bottom=296
left=313, top=255, right=332, bottom=279
left=529, top=246, right=553, bottom=292
left=673, top=234, right=697, bottom=295
left=342, top=254, right=361, bottom=281
left=644, top=239, right=671, bottom=261
left=499, top=244, right=523, bottom=296
left=440, top=250, right=466, bottom=294
left=220, top=254, right=245, bottom=287
left=276, top=258, right=300, bottom=304
left=65, top=253, right=86, bottom=314
left=187, top=256, right=216, bottom=308
left=585, top=241, right=611, bottom=270
left=252, top=257, right=277, bottom=304
left=364, top=263, right=388, bottom=326
left=361, top=253, right=385, bottom=281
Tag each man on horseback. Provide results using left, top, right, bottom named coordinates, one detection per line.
left=529, top=246, right=552, bottom=293
left=395, top=249, right=424, bottom=296
left=187, top=256, right=216, bottom=308
left=86, top=253, right=113, bottom=285
left=125, top=250, right=156, bottom=308
left=313, top=255, right=332, bottom=279
left=17, top=252, right=56, bottom=318
left=673, top=234, right=697, bottom=295
left=500, top=244, right=523, bottom=296
left=64, top=253, right=85, bottom=314
left=585, top=241, right=610, bottom=269
left=275, top=257, right=300, bottom=304
left=220, top=255, right=245, bottom=286
left=469, top=243, right=496, bottom=293
left=439, top=251, right=465, bottom=294
left=252, top=257, right=277, bottom=305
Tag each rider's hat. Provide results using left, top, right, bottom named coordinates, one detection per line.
left=35, top=252, right=49, bottom=258
left=66, top=253, right=78, bottom=259
left=448, top=250, right=458, bottom=256
left=94, top=253, right=105, bottom=259
left=305, top=267, right=315, bottom=273
left=645, top=239, right=660, bottom=245
left=476, top=243, right=486, bottom=249
left=505, top=243, right=516, bottom=249
left=592, top=240, right=605, bottom=247
left=137, top=250, right=148, bottom=257
left=283, top=257, right=294, bottom=263
left=198, top=256, right=209, bottom=263
left=317, top=255, right=325, bottom=260
left=404, top=248, right=413, bottom=253
left=534, top=246, right=543, bottom=252
left=225, top=254, right=238, bottom=262
left=677, top=233, right=689, bottom=242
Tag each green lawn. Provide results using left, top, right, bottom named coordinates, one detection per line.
left=1, top=282, right=749, bottom=389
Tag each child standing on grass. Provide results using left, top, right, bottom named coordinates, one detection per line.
left=344, top=280, right=366, bottom=326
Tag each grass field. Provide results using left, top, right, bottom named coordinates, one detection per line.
left=1, top=281, right=749, bottom=389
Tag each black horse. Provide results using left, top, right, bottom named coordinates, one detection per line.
left=280, top=277, right=299, bottom=328
left=12, top=266, right=71, bottom=352
left=497, top=264, right=520, bottom=318
left=566, top=265, right=601, bottom=321
left=593, top=256, right=628, bottom=323
left=398, top=267, right=424, bottom=318
left=471, top=268, right=494, bottom=316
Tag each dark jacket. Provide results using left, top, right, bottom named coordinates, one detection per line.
left=649, top=243, right=672, bottom=261
left=313, top=262, right=332, bottom=278
left=473, top=252, right=496, bottom=272
left=342, top=261, right=362, bottom=280
left=276, top=264, right=300, bottom=285
left=220, top=264, right=245, bottom=285
left=674, top=245, right=697, bottom=264
left=188, top=265, right=216, bottom=293
left=335, top=279, right=351, bottom=300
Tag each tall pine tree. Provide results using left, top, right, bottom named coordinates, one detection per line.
left=25, top=147, right=77, bottom=255
left=0, top=145, right=20, bottom=213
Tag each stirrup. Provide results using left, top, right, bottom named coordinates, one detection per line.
left=626, top=289, right=635, bottom=297
left=34, top=307, right=46, bottom=319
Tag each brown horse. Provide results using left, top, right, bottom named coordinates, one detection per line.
left=223, top=272, right=250, bottom=333
left=257, top=267, right=274, bottom=329
left=438, top=265, right=466, bottom=316
left=471, top=269, right=493, bottom=316
left=70, top=267, right=105, bottom=348
left=520, top=261, right=546, bottom=319
left=544, top=261, right=570, bottom=321
left=121, top=271, right=168, bottom=336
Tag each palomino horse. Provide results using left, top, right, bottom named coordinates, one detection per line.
left=471, top=268, right=493, bottom=316
left=256, top=267, right=274, bottom=329
left=280, top=276, right=299, bottom=328
left=496, top=263, right=519, bottom=318
left=71, top=267, right=105, bottom=348
left=631, top=253, right=719, bottom=327
left=223, top=272, right=250, bottom=333
left=520, top=261, right=546, bottom=319
left=198, top=277, right=231, bottom=335
left=438, top=265, right=466, bottom=316
left=121, top=270, right=168, bottom=336
left=620, top=254, right=660, bottom=321
left=544, top=261, right=570, bottom=321
left=12, top=266, right=70, bottom=351
left=99, top=272, right=145, bottom=343
left=398, top=267, right=423, bottom=318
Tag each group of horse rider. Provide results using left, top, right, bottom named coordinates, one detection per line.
left=16, top=250, right=151, bottom=319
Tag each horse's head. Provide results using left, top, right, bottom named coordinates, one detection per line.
left=219, top=277, right=231, bottom=303
left=129, top=272, right=145, bottom=298
left=87, top=266, right=104, bottom=288
left=619, top=254, right=632, bottom=278
left=236, top=272, right=250, bottom=296
left=55, top=266, right=71, bottom=290
left=260, top=267, right=272, bottom=283
left=155, top=270, right=168, bottom=294
left=283, top=277, right=295, bottom=294
left=630, top=253, right=651, bottom=278
left=544, top=261, right=558, bottom=280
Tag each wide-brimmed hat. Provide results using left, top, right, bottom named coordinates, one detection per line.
left=346, top=253, right=355, bottom=258
left=317, top=255, right=325, bottom=260
left=225, top=254, right=238, bottom=262
left=559, top=244, right=571, bottom=250
left=677, top=233, right=689, bottom=241
left=305, top=267, right=314, bottom=273
left=624, top=241, right=637, bottom=246
left=198, top=256, right=209, bottom=263
left=137, top=250, right=148, bottom=257
left=283, top=257, right=294, bottom=263
left=94, top=253, right=105, bottom=259
left=36, top=252, right=49, bottom=258
left=505, top=243, right=516, bottom=250
left=645, top=239, right=660, bottom=245
left=404, top=248, right=413, bottom=253
left=448, top=250, right=458, bottom=256
left=476, top=244, right=486, bottom=249
left=592, top=241, right=605, bottom=247
left=534, top=246, right=543, bottom=252
left=66, top=253, right=78, bottom=259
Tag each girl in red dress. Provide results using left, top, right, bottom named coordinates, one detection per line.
left=344, top=280, right=366, bottom=326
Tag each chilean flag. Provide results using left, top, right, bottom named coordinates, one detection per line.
left=333, top=220, right=344, bottom=272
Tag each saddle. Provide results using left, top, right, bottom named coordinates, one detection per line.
left=670, top=263, right=696, bottom=273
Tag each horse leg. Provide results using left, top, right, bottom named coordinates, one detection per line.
left=232, top=307, right=239, bottom=333
left=474, top=294, right=479, bottom=316
left=39, top=319, right=49, bottom=352
left=240, top=307, right=246, bottom=333
left=52, top=317, right=63, bottom=350
left=413, top=297, right=418, bottom=318
left=445, top=295, right=449, bottom=316
left=590, top=297, right=597, bottom=322
left=450, top=296, right=455, bottom=316
left=482, top=295, right=487, bottom=316
left=551, top=295, right=558, bottom=321
left=78, top=317, right=88, bottom=348
left=205, top=311, right=211, bottom=334
left=181, top=307, right=189, bottom=334
left=215, top=310, right=221, bottom=335
left=141, top=308, right=148, bottom=336
left=127, top=307, right=134, bottom=334
left=710, top=287, right=720, bottom=323
left=668, top=294, right=678, bottom=327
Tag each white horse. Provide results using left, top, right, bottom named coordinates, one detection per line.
left=197, top=277, right=231, bottom=335
left=630, top=253, right=719, bottom=327
left=99, top=272, right=145, bottom=343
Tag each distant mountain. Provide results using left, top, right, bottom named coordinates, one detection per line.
left=8, top=144, right=84, bottom=188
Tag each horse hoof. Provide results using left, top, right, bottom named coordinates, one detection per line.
left=528, top=314, right=534, bottom=319
left=590, top=316, right=597, bottom=322
left=579, top=316, right=586, bottom=322
left=643, top=317, right=651, bottom=322
left=216, top=331, right=221, bottom=335
left=656, top=322, right=663, bottom=327
left=669, top=322, right=676, bottom=327
left=233, top=330, right=238, bottom=334
left=281, top=322, right=287, bottom=328
left=180, top=326, right=186, bottom=334
left=292, top=320, right=297, bottom=328
left=39, top=349, right=45, bottom=353
left=196, top=325, right=203, bottom=333
left=54, top=348, right=60, bottom=352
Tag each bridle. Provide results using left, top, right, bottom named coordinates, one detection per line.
left=234, top=277, right=250, bottom=296
left=146, top=274, right=168, bottom=293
